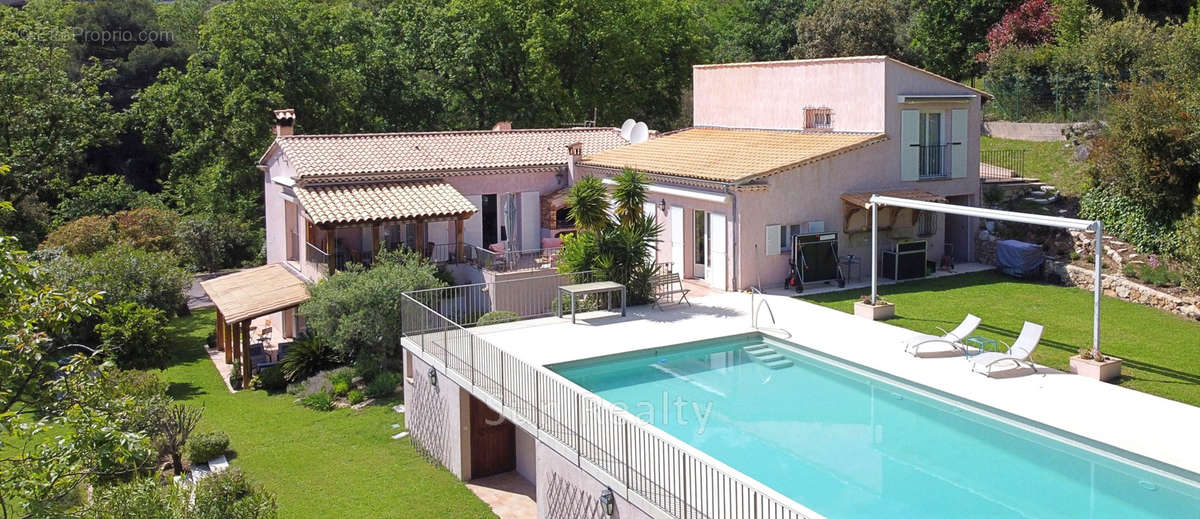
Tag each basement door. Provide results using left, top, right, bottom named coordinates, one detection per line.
left=469, top=395, right=514, bottom=479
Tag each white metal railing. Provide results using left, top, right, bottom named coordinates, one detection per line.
left=404, top=271, right=597, bottom=327
left=471, top=245, right=562, bottom=272
left=400, top=285, right=815, bottom=519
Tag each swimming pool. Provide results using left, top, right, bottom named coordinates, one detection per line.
left=550, top=333, right=1200, bottom=519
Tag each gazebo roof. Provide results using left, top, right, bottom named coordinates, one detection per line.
left=200, top=264, right=310, bottom=324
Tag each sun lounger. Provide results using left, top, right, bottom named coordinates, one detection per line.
left=904, top=314, right=981, bottom=355
left=969, top=322, right=1043, bottom=376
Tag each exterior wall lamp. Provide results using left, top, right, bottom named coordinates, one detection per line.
left=427, top=367, right=438, bottom=387
left=600, top=487, right=615, bottom=516
left=658, top=198, right=667, bottom=213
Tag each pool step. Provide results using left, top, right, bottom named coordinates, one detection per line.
left=743, top=345, right=794, bottom=370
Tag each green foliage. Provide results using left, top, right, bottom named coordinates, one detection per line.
left=41, top=243, right=192, bottom=315
left=280, top=334, right=342, bottom=383
left=1087, top=82, right=1200, bottom=220
left=790, top=0, right=908, bottom=59
left=158, top=403, right=203, bottom=475
left=909, top=0, right=1013, bottom=80
left=559, top=171, right=661, bottom=304
left=113, top=206, right=179, bottom=253
left=173, top=213, right=262, bottom=272
left=187, top=430, right=231, bottom=464
left=97, top=301, right=170, bottom=369
left=300, top=390, right=335, bottom=411
left=1052, top=0, right=1092, bottom=44
left=85, top=469, right=278, bottom=519
left=300, top=248, right=445, bottom=370
left=565, top=176, right=611, bottom=233
left=1121, top=262, right=1183, bottom=287
left=42, top=214, right=120, bottom=255
left=1079, top=186, right=1180, bottom=253
left=611, top=168, right=649, bottom=226
left=54, top=174, right=162, bottom=224
left=1174, top=206, right=1200, bottom=289
left=476, top=310, right=519, bottom=326
left=347, top=389, right=365, bottom=405
left=255, top=365, right=288, bottom=392
left=331, top=375, right=352, bottom=397
left=702, top=0, right=808, bottom=63
left=365, top=371, right=402, bottom=399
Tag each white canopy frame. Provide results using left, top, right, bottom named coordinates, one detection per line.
left=868, top=195, right=1105, bottom=355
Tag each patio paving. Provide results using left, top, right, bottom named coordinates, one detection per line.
left=465, top=472, right=536, bottom=519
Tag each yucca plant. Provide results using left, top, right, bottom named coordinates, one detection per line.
left=611, top=168, right=649, bottom=226
left=281, top=333, right=341, bottom=382
left=566, top=176, right=611, bottom=233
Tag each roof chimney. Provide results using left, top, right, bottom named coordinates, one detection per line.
left=491, top=121, right=513, bottom=131
left=273, top=109, right=296, bottom=137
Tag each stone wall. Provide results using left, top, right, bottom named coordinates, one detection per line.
left=1045, top=261, right=1200, bottom=320
left=983, top=121, right=1071, bottom=141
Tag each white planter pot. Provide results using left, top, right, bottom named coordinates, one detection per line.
left=1069, top=355, right=1123, bottom=382
left=854, top=300, right=895, bottom=321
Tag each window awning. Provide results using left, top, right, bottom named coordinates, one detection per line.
left=841, top=189, right=946, bottom=209
left=200, top=264, right=310, bottom=324
left=295, top=181, right=477, bottom=226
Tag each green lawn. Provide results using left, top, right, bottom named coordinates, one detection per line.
left=161, top=308, right=495, bottom=519
left=982, top=136, right=1086, bottom=195
left=800, top=272, right=1200, bottom=407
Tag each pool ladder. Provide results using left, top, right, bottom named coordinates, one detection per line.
left=750, top=287, right=791, bottom=339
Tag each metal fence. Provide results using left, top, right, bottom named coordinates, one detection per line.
left=980, top=149, right=1028, bottom=181
left=471, top=245, right=563, bottom=272
left=399, top=283, right=813, bottom=519
left=404, top=270, right=598, bottom=327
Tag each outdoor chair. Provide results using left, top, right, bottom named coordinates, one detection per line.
left=903, top=314, right=981, bottom=356
left=969, top=322, right=1043, bottom=376
left=249, top=343, right=269, bottom=370
left=651, top=272, right=690, bottom=309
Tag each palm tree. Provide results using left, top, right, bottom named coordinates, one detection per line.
left=566, top=176, right=611, bottom=233
left=611, top=168, right=649, bottom=226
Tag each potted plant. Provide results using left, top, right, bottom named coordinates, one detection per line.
left=229, top=360, right=243, bottom=390
left=853, top=295, right=895, bottom=320
left=1069, top=348, right=1123, bottom=382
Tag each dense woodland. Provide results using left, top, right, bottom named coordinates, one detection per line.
left=0, top=0, right=1198, bottom=280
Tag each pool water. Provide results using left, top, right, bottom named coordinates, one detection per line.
left=551, top=334, right=1200, bottom=519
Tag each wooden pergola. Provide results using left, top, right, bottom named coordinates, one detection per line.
left=200, top=264, right=311, bottom=385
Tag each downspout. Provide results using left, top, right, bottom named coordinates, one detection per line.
left=730, top=186, right=739, bottom=291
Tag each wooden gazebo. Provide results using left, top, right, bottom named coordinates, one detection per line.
left=200, top=264, right=310, bottom=385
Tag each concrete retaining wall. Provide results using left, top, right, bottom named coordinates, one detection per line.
left=983, top=121, right=1071, bottom=141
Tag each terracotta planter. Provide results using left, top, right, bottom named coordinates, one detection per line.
left=854, top=300, right=895, bottom=321
left=1069, top=355, right=1123, bottom=382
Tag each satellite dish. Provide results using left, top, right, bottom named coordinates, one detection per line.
left=630, top=122, right=649, bottom=144
left=620, top=119, right=636, bottom=140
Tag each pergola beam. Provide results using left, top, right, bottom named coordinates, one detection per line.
left=868, top=195, right=1105, bottom=356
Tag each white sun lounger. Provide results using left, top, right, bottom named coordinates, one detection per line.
left=904, top=314, right=982, bottom=356
left=969, top=322, right=1043, bottom=376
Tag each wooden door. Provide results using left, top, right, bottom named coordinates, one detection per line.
left=469, top=396, right=515, bottom=479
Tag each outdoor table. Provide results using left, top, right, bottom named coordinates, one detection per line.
left=963, top=335, right=999, bottom=358
left=556, top=281, right=627, bottom=324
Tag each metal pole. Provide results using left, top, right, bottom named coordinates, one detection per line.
left=1093, top=222, right=1103, bottom=356
left=871, top=202, right=879, bottom=304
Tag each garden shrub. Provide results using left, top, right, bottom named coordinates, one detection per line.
left=366, top=371, right=402, bottom=399
left=347, top=389, right=365, bottom=405
left=1080, top=186, right=1180, bottom=253
left=113, top=207, right=179, bottom=253
left=187, top=430, right=231, bottom=464
left=96, top=301, right=169, bottom=369
left=189, top=469, right=279, bottom=519
left=300, top=391, right=334, bottom=411
left=331, top=379, right=351, bottom=397
left=255, top=365, right=287, bottom=392
left=174, top=213, right=261, bottom=272
left=54, top=175, right=150, bottom=224
left=1174, top=207, right=1200, bottom=289
left=41, top=215, right=118, bottom=255
left=280, top=333, right=341, bottom=382
left=41, top=243, right=191, bottom=314
left=109, top=369, right=171, bottom=435
left=476, top=310, right=519, bottom=326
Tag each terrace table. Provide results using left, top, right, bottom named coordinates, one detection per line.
left=556, top=281, right=627, bottom=324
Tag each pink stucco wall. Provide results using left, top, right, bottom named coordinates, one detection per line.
left=693, top=57, right=888, bottom=132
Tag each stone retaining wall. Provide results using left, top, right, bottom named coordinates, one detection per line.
left=983, top=121, right=1072, bottom=142
left=1045, top=261, right=1200, bottom=321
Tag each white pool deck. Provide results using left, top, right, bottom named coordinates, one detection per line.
left=473, top=290, right=1200, bottom=479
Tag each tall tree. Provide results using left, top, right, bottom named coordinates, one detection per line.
left=790, top=0, right=908, bottom=60
left=908, top=0, right=1016, bottom=79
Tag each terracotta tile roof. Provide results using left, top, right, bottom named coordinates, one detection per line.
left=841, top=189, right=948, bottom=209
left=295, top=181, right=477, bottom=225
left=273, top=127, right=627, bottom=178
left=201, top=264, right=309, bottom=324
left=580, top=127, right=887, bottom=184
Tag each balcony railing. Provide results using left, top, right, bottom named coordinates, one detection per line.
left=915, top=143, right=950, bottom=179
left=404, top=270, right=597, bottom=326
left=470, top=245, right=562, bottom=273
left=302, top=243, right=328, bottom=281
left=399, top=279, right=813, bottom=519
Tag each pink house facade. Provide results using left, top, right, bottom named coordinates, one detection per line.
left=578, top=56, right=987, bottom=292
